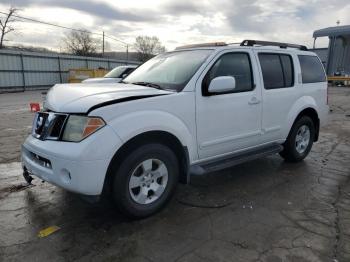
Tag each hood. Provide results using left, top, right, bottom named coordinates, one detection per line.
left=82, top=77, right=121, bottom=84
left=44, top=83, right=173, bottom=113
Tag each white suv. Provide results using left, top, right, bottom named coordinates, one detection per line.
left=22, top=40, right=329, bottom=218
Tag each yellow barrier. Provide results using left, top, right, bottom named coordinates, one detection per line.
left=327, top=76, right=350, bottom=81
left=328, top=76, right=350, bottom=86
left=68, top=69, right=109, bottom=83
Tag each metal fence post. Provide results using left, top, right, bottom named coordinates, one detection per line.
left=57, top=56, right=62, bottom=83
left=20, top=53, right=26, bottom=92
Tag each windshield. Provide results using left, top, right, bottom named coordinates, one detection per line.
left=104, top=67, right=131, bottom=78
left=123, top=49, right=213, bottom=92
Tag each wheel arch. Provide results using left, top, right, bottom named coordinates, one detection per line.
left=284, top=96, right=320, bottom=141
left=288, top=107, right=320, bottom=142
left=102, top=130, right=190, bottom=196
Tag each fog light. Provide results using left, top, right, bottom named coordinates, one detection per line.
left=60, top=168, right=71, bottom=184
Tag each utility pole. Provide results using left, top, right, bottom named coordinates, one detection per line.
left=126, top=44, right=129, bottom=64
left=102, top=31, right=105, bottom=57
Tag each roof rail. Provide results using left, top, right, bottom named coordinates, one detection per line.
left=175, top=42, right=227, bottom=50
left=240, top=40, right=308, bottom=51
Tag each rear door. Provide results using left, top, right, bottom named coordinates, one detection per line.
left=255, top=51, right=298, bottom=143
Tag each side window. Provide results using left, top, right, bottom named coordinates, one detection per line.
left=122, top=68, right=135, bottom=78
left=124, top=68, right=135, bottom=75
left=258, top=53, right=294, bottom=89
left=280, top=55, right=294, bottom=87
left=298, top=55, right=326, bottom=83
left=203, top=52, right=254, bottom=95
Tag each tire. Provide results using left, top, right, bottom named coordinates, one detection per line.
left=111, top=143, right=179, bottom=218
left=280, top=116, right=315, bottom=162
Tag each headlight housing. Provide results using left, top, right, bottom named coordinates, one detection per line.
left=62, top=115, right=105, bottom=142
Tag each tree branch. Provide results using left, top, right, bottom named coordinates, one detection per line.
left=0, top=7, right=18, bottom=48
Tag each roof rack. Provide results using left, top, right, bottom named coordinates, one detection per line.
left=175, top=42, right=227, bottom=50
left=240, top=40, right=308, bottom=51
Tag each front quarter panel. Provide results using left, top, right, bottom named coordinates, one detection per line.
left=90, top=93, right=198, bottom=162
left=111, top=111, right=196, bottom=160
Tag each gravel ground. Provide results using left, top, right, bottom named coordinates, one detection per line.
left=0, top=87, right=349, bottom=261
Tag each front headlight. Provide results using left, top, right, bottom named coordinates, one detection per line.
left=62, top=115, right=105, bottom=142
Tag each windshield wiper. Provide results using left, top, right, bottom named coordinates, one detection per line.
left=131, top=81, right=164, bottom=90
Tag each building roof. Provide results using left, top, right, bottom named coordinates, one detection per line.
left=313, top=25, right=350, bottom=38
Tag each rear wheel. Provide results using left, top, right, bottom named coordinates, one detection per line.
left=111, top=143, right=179, bottom=218
left=280, top=116, right=315, bottom=162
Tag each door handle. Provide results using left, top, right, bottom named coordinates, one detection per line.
left=248, top=97, right=261, bottom=105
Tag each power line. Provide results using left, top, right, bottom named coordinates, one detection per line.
left=0, top=10, right=130, bottom=47
left=104, top=35, right=129, bottom=46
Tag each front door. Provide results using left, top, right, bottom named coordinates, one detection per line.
left=195, top=50, right=262, bottom=160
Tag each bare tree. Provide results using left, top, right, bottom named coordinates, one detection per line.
left=134, top=36, right=166, bottom=62
left=0, top=7, right=18, bottom=49
left=63, top=31, right=97, bottom=56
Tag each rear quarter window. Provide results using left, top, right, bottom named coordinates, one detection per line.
left=298, top=55, right=326, bottom=83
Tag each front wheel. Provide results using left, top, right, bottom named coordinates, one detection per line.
left=280, top=116, right=315, bottom=162
left=112, top=143, right=179, bottom=218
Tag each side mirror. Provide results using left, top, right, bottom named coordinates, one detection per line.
left=121, top=73, right=129, bottom=79
left=208, top=76, right=236, bottom=94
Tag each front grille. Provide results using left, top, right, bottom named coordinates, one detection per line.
left=32, top=112, right=68, bottom=141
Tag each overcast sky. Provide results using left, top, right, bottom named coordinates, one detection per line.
left=0, top=0, right=349, bottom=52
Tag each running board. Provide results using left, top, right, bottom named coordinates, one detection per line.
left=190, top=144, right=283, bottom=175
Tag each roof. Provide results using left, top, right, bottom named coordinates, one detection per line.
left=313, top=25, right=350, bottom=38
left=175, top=42, right=227, bottom=50
left=172, top=45, right=314, bottom=58
left=175, top=40, right=308, bottom=51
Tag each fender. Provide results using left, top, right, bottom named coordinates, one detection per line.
left=283, top=96, right=318, bottom=137
left=107, top=110, right=198, bottom=162
left=86, top=94, right=167, bottom=114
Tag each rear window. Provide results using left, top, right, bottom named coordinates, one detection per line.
left=258, top=54, right=294, bottom=89
left=298, top=55, right=326, bottom=83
